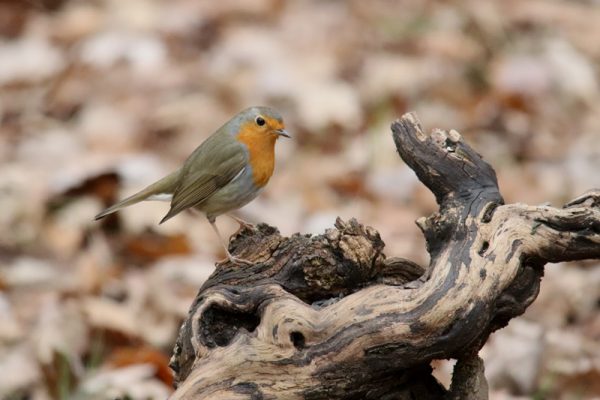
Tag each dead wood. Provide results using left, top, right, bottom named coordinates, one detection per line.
left=168, top=112, right=600, bottom=399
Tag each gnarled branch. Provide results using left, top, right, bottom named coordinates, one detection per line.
left=168, top=113, right=600, bottom=399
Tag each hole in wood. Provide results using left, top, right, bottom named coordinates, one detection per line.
left=200, top=304, right=260, bottom=348
left=290, top=331, right=305, bottom=350
left=481, top=202, right=499, bottom=223
left=478, top=241, right=489, bottom=256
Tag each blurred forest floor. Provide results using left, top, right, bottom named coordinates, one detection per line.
left=0, top=0, right=599, bottom=399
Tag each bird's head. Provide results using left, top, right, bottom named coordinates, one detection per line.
left=235, top=106, right=290, bottom=141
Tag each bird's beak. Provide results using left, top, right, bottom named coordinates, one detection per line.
left=275, top=129, right=291, bottom=138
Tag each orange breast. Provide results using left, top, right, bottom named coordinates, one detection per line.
left=236, top=123, right=277, bottom=187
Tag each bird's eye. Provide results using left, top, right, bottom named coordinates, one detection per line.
left=255, top=116, right=266, bottom=126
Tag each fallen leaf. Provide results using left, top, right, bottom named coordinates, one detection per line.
left=107, top=346, right=173, bottom=386
left=121, top=229, right=192, bottom=265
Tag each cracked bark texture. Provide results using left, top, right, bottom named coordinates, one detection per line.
left=168, top=112, right=600, bottom=399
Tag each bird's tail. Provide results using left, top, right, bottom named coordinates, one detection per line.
left=94, top=169, right=180, bottom=220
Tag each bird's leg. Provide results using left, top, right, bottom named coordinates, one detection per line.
left=208, top=217, right=253, bottom=266
left=227, top=214, right=255, bottom=230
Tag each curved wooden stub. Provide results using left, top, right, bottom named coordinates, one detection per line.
left=169, top=113, right=600, bottom=399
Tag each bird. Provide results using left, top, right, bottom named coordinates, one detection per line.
left=95, top=106, right=290, bottom=265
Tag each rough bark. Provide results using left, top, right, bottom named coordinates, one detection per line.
left=168, top=112, right=600, bottom=399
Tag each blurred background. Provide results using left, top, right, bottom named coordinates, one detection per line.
left=0, top=0, right=599, bottom=399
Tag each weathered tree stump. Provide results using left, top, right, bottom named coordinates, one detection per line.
left=168, top=113, right=600, bottom=399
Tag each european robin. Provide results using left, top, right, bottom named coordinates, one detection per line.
left=95, top=106, right=290, bottom=264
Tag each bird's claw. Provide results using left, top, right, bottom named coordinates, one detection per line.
left=238, top=221, right=256, bottom=231
left=228, top=214, right=255, bottom=231
left=217, top=255, right=254, bottom=266
left=230, top=220, right=256, bottom=239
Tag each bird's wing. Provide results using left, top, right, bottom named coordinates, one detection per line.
left=160, top=133, right=247, bottom=223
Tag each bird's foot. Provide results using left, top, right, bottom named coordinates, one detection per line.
left=228, top=214, right=255, bottom=230
left=217, top=254, right=254, bottom=266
